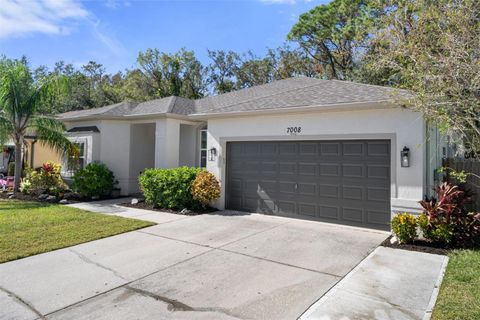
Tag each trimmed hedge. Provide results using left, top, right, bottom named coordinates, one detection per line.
left=139, top=167, right=203, bottom=210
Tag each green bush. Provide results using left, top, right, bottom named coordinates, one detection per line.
left=391, top=213, right=418, bottom=244
left=139, top=167, right=202, bottom=210
left=418, top=213, right=454, bottom=245
left=73, top=162, right=116, bottom=198
left=7, top=162, right=14, bottom=176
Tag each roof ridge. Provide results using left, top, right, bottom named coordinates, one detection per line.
left=330, top=79, right=409, bottom=92
left=167, top=96, right=177, bottom=113
left=199, top=78, right=329, bottom=112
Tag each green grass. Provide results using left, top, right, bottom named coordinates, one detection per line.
left=432, top=250, right=480, bottom=320
left=0, top=200, right=154, bottom=263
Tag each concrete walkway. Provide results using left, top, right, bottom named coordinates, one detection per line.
left=0, top=200, right=448, bottom=320
left=300, top=247, right=449, bottom=320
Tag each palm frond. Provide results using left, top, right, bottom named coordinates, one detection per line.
left=0, top=113, right=14, bottom=146
left=29, top=116, right=73, bottom=156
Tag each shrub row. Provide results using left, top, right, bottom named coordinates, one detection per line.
left=139, top=167, right=220, bottom=210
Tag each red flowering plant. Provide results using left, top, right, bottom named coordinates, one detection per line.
left=419, top=182, right=479, bottom=247
left=20, top=162, right=67, bottom=196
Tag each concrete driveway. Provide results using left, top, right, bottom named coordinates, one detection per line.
left=0, top=206, right=388, bottom=320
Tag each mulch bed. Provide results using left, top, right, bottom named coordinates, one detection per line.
left=0, top=191, right=126, bottom=204
left=381, top=235, right=451, bottom=255
left=120, top=201, right=217, bottom=216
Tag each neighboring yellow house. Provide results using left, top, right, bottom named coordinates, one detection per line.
left=24, top=137, right=62, bottom=169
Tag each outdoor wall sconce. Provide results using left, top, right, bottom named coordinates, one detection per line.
left=208, top=147, right=217, bottom=161
left=401, top=146, right=410, bottom=167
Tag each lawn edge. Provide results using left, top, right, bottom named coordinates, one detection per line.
left=424, top=255, right=450, bottom=320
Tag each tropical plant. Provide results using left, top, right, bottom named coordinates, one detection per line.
left=191, top=171, right=221, bottom=206
left=0, top=58, right=73, bottom=194
left=391, top=213, right=417, bottom=244
left=22, top=162, right=67, bottom=195
left=419, top=182, right=480, bottom=247
left=73, top=162, right=116, bottom=198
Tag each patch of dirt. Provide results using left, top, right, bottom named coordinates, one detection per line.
left=381, top=236, right=450, bottom=255
left=120, top=201, right=217, bottom=215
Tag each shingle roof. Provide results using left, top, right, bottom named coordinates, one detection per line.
left=194, top=77, right=410, bottom=115
left=127, top=96, right=195, bottom=116
left=57, top=77, right=409, bottom=120
left=57, top=101, right=137, bottom=120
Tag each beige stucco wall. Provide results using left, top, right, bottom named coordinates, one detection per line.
left=25, top=139, right=62, bottom=169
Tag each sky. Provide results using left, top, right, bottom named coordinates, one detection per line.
left=0, top=0, right=328, bottom=73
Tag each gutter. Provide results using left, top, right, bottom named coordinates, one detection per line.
left=58, top=112, right=194, bottom=122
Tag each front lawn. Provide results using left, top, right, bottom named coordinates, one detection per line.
left=0, top=200, right=154, bottom=263
left=433, top=250, right=480, bottom=320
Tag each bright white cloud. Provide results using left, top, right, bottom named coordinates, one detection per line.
left=0, top=0, right=88, bottom=38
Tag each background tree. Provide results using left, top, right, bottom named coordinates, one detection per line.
left=267, top=45, right=317, bottom=80
left=0, top=58, right=74, bottom=193
left=207, top=50, right=240, bottom=94
left=288, top=0, right=377, bottom=80
left=235, top=51, right=275, bottom=88
left=137, top=48, right=208, bottom=99
left=364, top=0, right=480, bottom=157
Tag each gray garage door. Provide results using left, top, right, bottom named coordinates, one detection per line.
left=226, top=140, right=391, bottom=230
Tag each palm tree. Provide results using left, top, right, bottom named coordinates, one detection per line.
left=0, top=58, right=73, bottom=194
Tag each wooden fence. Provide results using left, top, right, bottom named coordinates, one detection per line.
left=446, top=158, right=480, bottom=211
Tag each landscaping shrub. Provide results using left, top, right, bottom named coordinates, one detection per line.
left=419, top=182, right=480, bottom=247
left=139, top=167, right=202, bottom=210
left=417, top=213, right=454, bottom=245
left=73, top=162, right=116, bottom=198
left=21, top=162, right=67, bottom=195
left=391, top=213, right=417, bottom=244
left=191, top=171, right=220, bottom=206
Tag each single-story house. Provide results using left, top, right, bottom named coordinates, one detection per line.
left=57, top=77, right=449, bottom=231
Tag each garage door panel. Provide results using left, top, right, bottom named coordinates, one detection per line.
left=226, top=140, right=391, bottom=230
left=367, top=142, right=390, bottom=157
left=342, top=207, right=364, bottom=223
left=342, top=164, right=365, bottom=178
left=319, top=163, right=340, bottom=176
left=278, top=162, right=296, bottom=174
left=320, top=142, right=340, bottom=156
left=297, top=182, right=316, bottom=195
left=277, top=201, right=296, bottom=214
left=367, top=165, right=390, bottom=179
left=298, top=163, right=317, bottom=176
left=299, top=143, right=317, bottom=155
left=319, top=184, right=340, bottom=198
left=343, top=142, right=364, bottom=156
left=367, top=210, right=390, bottom=226
left=319, top=205, right=340, bottom=220
left=342, top=186, right=364, bottom=200
left=298, top=203, right=316, bottom=217
left=367, top=187, right=390, bottom=202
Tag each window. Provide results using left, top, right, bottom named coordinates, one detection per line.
left=63, top=141, right=86, bottom=177
left=200, top=129, right=207, bottom=168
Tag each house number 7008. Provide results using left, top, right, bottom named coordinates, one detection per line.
left=287, top=127, right=302, bottom=134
